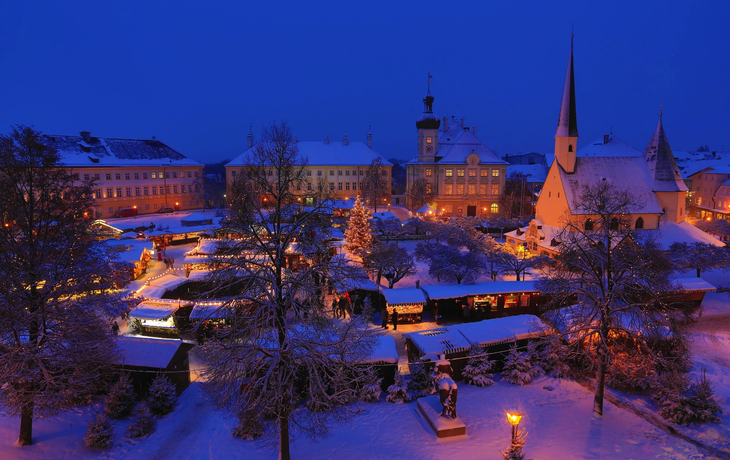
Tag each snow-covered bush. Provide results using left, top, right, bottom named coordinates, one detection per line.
left=105, top=374, right=136, bottom=419
left=232, top=410, right=264, bottom=440
left=462, top=347, right=495, bottom=387
left=359, top=377, right=383, bottom=403
left=526, top=342, right=546, bottom=379
left=502, top=345, right=535, bottom=385
left=146, top=376, right=177, bottom=416
left=540, top=338, right=571, bottom=378
left=386, top=371, right=411, bottom=403
left=84, top=411, right=115, bottom=449
left=407, top=362, right=436, bottom=399
left=126, top=403, right=156, bottom=438
left=653, top=369, right=722, bottom=425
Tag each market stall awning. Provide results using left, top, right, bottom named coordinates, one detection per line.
left=455, top=315, right=547, bottom=348
left=381, top=288, right=427, bottom=306
left=673, top=277, right=716, bottom=293
left=405, top=327, right=471, bottom=356
left=421, top=281, right=539, bottom=301
left=147, top=274, right=188, bottom=291
left=190, top=303, right=231, bottom=320
left=130, top=301, right=179, bottom=320
left=136, top=285, right=168, bottom=299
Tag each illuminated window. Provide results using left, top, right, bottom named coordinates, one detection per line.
left=457, top=207, right=463, bottom=214
left=426, top=169, right=432, bottom=177
left=426, top=136, right=432, bottom=144
left=492, top=169, right=500, bottom=177
left=481, top=169, right=488, bottom=177
left=457, top=169, right=465, bottom=177
left=480, top=184, right=487, bottom=195
left=152, top=172, right=157, bottom=179
left=445, top=169, right=453, bottom=177
left=491, top=203, right=499, bottom=213
left=456, top=184, right=464, bottom=195
left=468, top=184, right=476, bottom=194
left=445, top=184, right=453, bottom=195
left=491, top=184, right=499, bottom=195
left=445, top=204, right=453, bottom=213
left=469, top=170, right=476, bottom=177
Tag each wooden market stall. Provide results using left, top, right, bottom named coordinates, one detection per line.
left=455, top=314, right=549, bottom=365
left=381, top=288, right=428, bottom=324
left=404, top=327, right=471, bottom=380
left=115, top=336, right=193, bottom=395
left=129, top=299, right=193, bottom=338
left=360, top=335, right=399, bottom=391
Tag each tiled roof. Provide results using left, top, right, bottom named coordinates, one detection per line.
left=226, top=141, right=391, bottom=167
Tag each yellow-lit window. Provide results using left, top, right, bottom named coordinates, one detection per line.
left=491, top=184, right=499, bottom=195
left=445, top=169, right=453, bottom=177
left=457, top=169, right=465, bottom=177
left=480, top=184, right=487, bottom=195
left=426, top=137, right=432, bottom=144
left=491, top=203, right=499, bottom=213
left=426, top=169, right=432, bottom=176
left=445, top=184, right=453, bottom=195
left=456, top=184, right=464, bottom=195
left=481, top=169, right=488, bottom=177
left=468, top=184, right=476, bottom=194
left=492, top=169, right=500, bottom=177
left=469, top=170, right=476, bottom=177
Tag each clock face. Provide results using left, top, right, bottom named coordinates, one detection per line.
left=426, top=146, right=433, bottom=153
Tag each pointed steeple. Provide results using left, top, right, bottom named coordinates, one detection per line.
left=556, top=35, right=578, bottom=138
left=643, top=111, right=687, bottom=192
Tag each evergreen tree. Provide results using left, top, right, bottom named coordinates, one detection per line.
left=501, top=428, right=527, bottom=460
left=502, top=346, right=534, bottom=385
left=462, top=347, right=495, bottom=387
left=526, top=342, right=546, bottom=379
left=407, top=362, right=436, bottom=399
left=359, top=371, right=383, bottom=403
left=84, top=411, right=115, bottom=449
left=540, top=338, right=571, bottom=379
left=653, top=369, right=722, bottom=424
left=146, top=376, right=177, bottom=416
left=386, top=371, right=411, bottom=403
left=105, top=375, right=136, bottom=419
left=687, top=369, right=722, bottom=423
left=344, top=197, right=372, bottom=254
left=126, top=403, right=156, bottom=438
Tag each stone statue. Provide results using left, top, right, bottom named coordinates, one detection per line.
left=435, top=354, right=458, bottom=418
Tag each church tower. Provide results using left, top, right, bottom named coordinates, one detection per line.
left=643, top=112, right=688, bottom=223
left=416, top=74, right=440, bottom=164
left=554, top=35, right=578, bottom=173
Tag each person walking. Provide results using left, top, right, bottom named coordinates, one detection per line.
left=331, top=296, right=338, bottom=317
left=338, top=295, right=348, bottom=319
left=381, top=307, right=389, bottom=329
left=392, top=307, right=399, bottom=331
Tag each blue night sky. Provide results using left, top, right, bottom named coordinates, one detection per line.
left=1, top=1, right=728, bottom=164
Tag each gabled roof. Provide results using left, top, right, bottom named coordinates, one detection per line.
left=45, top=134, right=201, bottom=167
left=642, top=117, right=688, bottom=192
left=435, top=127, right=506, bottom=165
left=687, top=162, right=730, bottom=177
left=226, top=141, right=391, bottom=167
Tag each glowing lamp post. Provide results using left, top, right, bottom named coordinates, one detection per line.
left=506, top=411, right=523, bottom=443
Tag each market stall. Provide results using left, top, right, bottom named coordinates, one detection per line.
left=129, top=299, right=193, bottom=337
left=360, top=335, right=399, bottom=390
left=381, top=288, right=428, bottom=323
left=404, top=327, right=471, bottom=380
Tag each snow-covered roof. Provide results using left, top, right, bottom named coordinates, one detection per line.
left=186, top=270, right=213, bottom=282
left=130, top=301, right=179, bottom=320
left=147, top=274, right=188, bottom=291
left=226, top=141, right=392, bottom=167
left=687, top=163, right=730, bottom=177
left=116, top=337, right=185, bottom=368
left=362, top=335, right=399, bottom=364
left=455, top=315, right=547, bottom=348
left=576, top=136, right=642, bottom=157
left=136, top=285, right=168, bottom=299
left=414, top=205, right=437, bottom=214
left=642, top=118, right=688, bottom=193
left=372, top=211, right=399, bottom=221
left=181, top=213, right=213, bottom=224
left=648, top=221, right=725, bottom=249
left=435, top=127, right=507, bottom=165
left=406, top=327, right=471, bottom=356
left=104, top=239, right=154, bottom=263
left=421, top=281, right=539, bottom=301
left=381, top=288, right=427, bottom=306
left=45, top=134, right=202, bottom=167
left=673, top=277, right=716, bottom=293
left=190, top=303, right=230, bottom=320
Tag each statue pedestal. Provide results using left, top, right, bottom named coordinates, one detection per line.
left=417, top=395, right=466, bottom=438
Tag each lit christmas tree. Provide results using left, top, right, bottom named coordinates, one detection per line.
left=345, top=197, right=372, bottom=254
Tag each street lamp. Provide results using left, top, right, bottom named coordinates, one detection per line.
left=506, top=411, right=523, bottom=443
left=503, top=410, right=526, bottom=459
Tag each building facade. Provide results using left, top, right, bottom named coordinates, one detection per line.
left=46, top=132, right=204, bottom=217
left=225, top=131, right=392, bottom=207
left=688, top=166, right=730, bottom=221
left=405, top=86, right=508, bottom=217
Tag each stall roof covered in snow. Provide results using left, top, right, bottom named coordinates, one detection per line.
left=181, top=213, right=214, bottom=226
left=147, top=273, right=189, bottom=291
left=45, top=134, right=202, bottom=167
left=406, top=327, right=471, bottom=355
left=421, top=281, right=538, bottom=301
left=135, top=285, right=168, bottom=299
left=190, top=303, right=231, bottom=320
left=116, top=337, right=185, bottom=368
left=372, top=211, right=399, bottom=221
left=455, top=315, right=547, bottom=347
left=362, top=335, right=399, bottom=364
left=104, top=239, right=154, bottom=263
left=130, top=300, right=180, bottom=320
left=674, top=277, right=717, bottom=293
left=226, top=141, right=392, bottom=167
left=381, top=288, right=427, bottom=306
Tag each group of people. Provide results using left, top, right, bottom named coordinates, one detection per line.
left=164, top=256, right=175, bottom=269
left=331, top=294, right=350, bottom=318
left=380, top=306, right=398, bottom=330
left=462, top=303, right=486, bottom=323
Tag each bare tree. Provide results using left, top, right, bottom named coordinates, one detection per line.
left=362, top=243, right=416, bottom=288
left=536, top=182, right=677, bottom=416
left=669, top=242, right=730, bottom=278
left=0, top=126, right=127, bottom=445
left=408, top=177, right=433, bottom=210
left=497, top=243, right=549, bottom=281
left=200, top=122, right=374, bottom=460
left=362, top=157, right=390, bottom=213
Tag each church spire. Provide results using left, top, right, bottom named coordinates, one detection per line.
left=643, top=109, right=687, bottom=193
left=416, top=73, right=440, bottom=130
left=556, top=35, right=578, bottom=138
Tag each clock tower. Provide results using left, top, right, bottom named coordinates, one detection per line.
left=416, top=74, right=440, bottom=164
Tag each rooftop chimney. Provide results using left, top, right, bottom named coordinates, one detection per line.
left=473, top=126, right=477, bottom=137
left=80, top=131, right=91, bottom=143
left=603, top=134, right=610, bottom=144
left=367, top=125, right=372, bottom=148
left=325, top=134, right=329, bottom=145
left=247, top=126, right=254, bottom=149
left=443, top=116, right=449, bottom=131
left=461, top=118, right=465, bottom=128
left=343, top=134, right=348, bottom=146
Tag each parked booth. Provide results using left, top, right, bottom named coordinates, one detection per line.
left=456, top=315, right=549, bottom=366
left=116, top=336, right=193, bottom=395
left=129, top=299, right=193, bottom=337
left=361, top=335, right=399, bottom=391
left=668, top=277, right=716, bottom=308
left=381, top=288, right=427, bottom=323
left=405, top=327, right=471, bottom=380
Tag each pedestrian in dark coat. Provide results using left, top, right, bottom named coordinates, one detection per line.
left=338, top=296, right=348, bottom=318
left=331, top=296, right=338, bottom=317
left=392, top=308, right=399, bottom=331
left=381, top=307, right=388, bottom=329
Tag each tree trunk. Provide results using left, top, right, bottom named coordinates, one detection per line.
left=18, top=402, right=33, bottom=446
left=515, top=270, right=521, bottom=282
left=697, top=268, right=701, bottom=278
left=278, top=415, right=290, bottom=460
left=593, top=347, right=607, bottom=416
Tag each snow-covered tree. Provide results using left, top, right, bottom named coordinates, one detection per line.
left=526, top=342, right=546, bottom=379
left=200, top=122, right=375, bottom=460
left=415, top=243, right=484, bottom=284
left=362, top=157, right=390, bottom=213
left=377, top=218, right=407, bottom=245
left=462, top=347, right=495, bottom=387
left=669, top=241, right=730, bottom=278
left=654, top=369, right=722, bottom=425
left=362, top=243, right=416, bottom=288
left=502, top=345, right=542, bottom=385
left=126, top=403, right=156, bottom=438
left=407, top=362, right=436, bottom=399
left=496, top=243, right=549, bottom=281
left=232, top=409, right=265, bottom=440
left=344, top=197, right=372, bottom=254
left=84, top=411, right=114, bottom=449
left=0, top=126, right=128, bottom=446
left=403, top=217, right=427, bottom=237
left=146, top=376, right=177, bottom=416
left=359, top=370, right=383, bottom=403
left=539, top=337, right=572, bottom=379
left=385, top=371, right=411, bottom=404
left=105, top=374, right=136, bottom=419
left=501, top=428, right=527, bottom=460
left=408, top=178, right=434, bottom=211
left=537, top=181, right=679, bottom=416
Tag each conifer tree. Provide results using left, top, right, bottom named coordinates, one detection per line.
left=345, top=197, right=372, bottom=254
left=105, top=374, right=136, bottom=419
left=126, top=403, right=156, bottom=438
left=386, top=371, right=411, bottom=403
left=462, top=346, right=495, bottom=387
left=359, top=370, right=383, bottom=403
left=407, top=362, right=436, bottom=399
left=84, top=411, right=115, bottom=449
left=146, top=376, right=177, bottom=416
left=502, top=346, right=534, bottom=385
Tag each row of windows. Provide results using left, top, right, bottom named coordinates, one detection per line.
left=444, top=184, right=500, bottom=195
left=441, top=203, right=500, bottom=214
left=81, top=170, right=199, bottom=181
left=96, top=184, right=199, bottom=198
left=231, top=169, right=386, bottom=178
left=436, top=168, right=500, bottom=178
left=104, top=201, right=200, bottom=214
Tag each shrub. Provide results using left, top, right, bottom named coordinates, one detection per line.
left=386, top=371, right=411, bottom=403
left=84, top=411, right=115, bottom=449
left=147, top=375, right=177, bottom=416
left=462, top=346, right=495, bottom=387
left=105, top=374, right=136, bottom=419
left=126, top=403, right=156, bottom=438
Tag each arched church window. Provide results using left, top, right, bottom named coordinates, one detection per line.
left=609, top=218, right=619, bottom=230
left=635, top=217, right=644, bottom=229
left=584, top=219, right=594, bottom=231
left=568, top=145, right=573, bottom=152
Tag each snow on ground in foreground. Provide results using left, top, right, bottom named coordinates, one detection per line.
left=0, top=378, right=705, bottom=460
